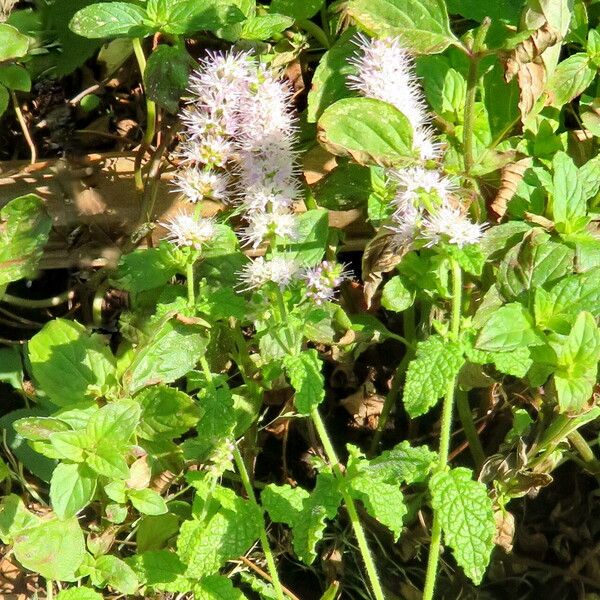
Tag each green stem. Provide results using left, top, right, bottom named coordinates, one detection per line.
left=11, top=90, right=36, bottom=164
left=233, top=446, right=285, bottom=600
left=422, top=259, right=463, bottom=600
left=568, top=431, right=600, bottom=476
left=297, top=18, right=330, bottom=48
left=462, top=18, right=491, bottom=176
left=1, top=290, right=73, bottom=308
left=46, top=580, right=53, bottom=600
left=186, top=262, right=195, bottom=305
left=132, top=37, right=157, bottom=191
left=310, top=407, right=385, bottom=600
left=456, top=389, right=485, bottom=471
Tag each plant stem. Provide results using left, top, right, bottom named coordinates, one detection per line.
left=132, top=37, right=157, bottom=191
left=422, top=259, right=463, bottom=600
left=232, top=446, right=285, bottom=600
left=11, top=90, right=36, bottom=164
left=46, top=580, right=53, bottom=600
left=298, top=18, right=330, bottom=48
left=456, top=389, right=485, bottom=471
left=310, top=407, right=386, bottom=600
left=186, top=262, right=195, bottom=305
left=462, top=17, right=491, bottom=176
left=568, top=431, right=600, bottom=476
left=1, top=290, right=74, bottom=308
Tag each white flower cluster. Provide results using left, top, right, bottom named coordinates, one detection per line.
left=348, top=35, right=485, bottom=250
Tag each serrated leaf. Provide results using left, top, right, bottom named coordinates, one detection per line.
left=13, top=517, right=86, bottom=581
left=261, top=484, right=308, bottom=526
left=95, top=554, right=139, bottom=595
left=0, top=494, right=42, bottom=544
left=69, top=3, right=149, bottom=39
left=347, top=0, right=456, bottom=54
left=86, top=400, right=140, bottom=445
left=285, top=209, right=329, bottom=267
left=366, top=440, right=437, bottom=483
left=271, top=0, right=323, bottom=19
left=0, top=194, right=52, bottom=286
left=87, top=444, right=129, bottom=479
left=283, top=349, right=325, bottom=414
left=241, top=13, right=293, bottom=39
left=129, top=488, right=168, bottom=516
left=56, top=588, right=103, bottom=600
left=113, top=243, right=180, bottom=292
left=429, top=468, right=495, bottom=584
left=476, top=303, right=543, bottom=352
left=403, top=336, right=464, bottom=417
left=547, top=53, right=596, bottom=106
left=29, top=319, right=116, bottom=407
left=318, top=98, right=415, bottom=167
left=50, top=463, right=97, bottom=519
left=195, top=574, right=248, bottom=599
left=127, top=549, right=186, bottom=589
left=552, top=152, right=585, bottom=230
left=149, top=0, right=245, bottom=34
left=144, top=45, right=191, bottom=113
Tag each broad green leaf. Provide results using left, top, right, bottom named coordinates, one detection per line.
left=403, top=336, right=464, bottom=417
left=261, top=484, right=309, bottom=525
left=87, top=444, right=130, bottom=479
left=366, top=441, right=437, bottom=483
left=547, top=53, right=596, bottom=107
left=95, top=554, right=139, bottom=595
left=127, top=549, right=186, bottom=589
left=86, top=400, right=140, bottom=445
left=196, top=286, right=247, bottom=320
left=13, top=416, right=70, bottom=442
left=307, top=28, right=358, bottom=122
left=346, top=446, right=406, bottom=540
left=285, top=208, right=329, bottom=267
left=123, top=318, right=208, bottom=393
left=136, top=513, right=180, bottom=552
left=480, top=221, right=530, bottom=258
left=552, top=152, right=585, bottom=229
left=318, top=98, right=415, bottom=167
left=381, top=275, right=414, bottom=312
left=0, top=23, right=29, bottom=61
left=0, top=64, right=31, bottom=92
left=113, top=243, right=180, bottom=292
left=69, top=3, right=149, bottom=38
left=0, top=84, right=7, bottom=116
left=136, top=385, right=200, bottom=441
left=0, top=494, right=41, bottom=544
left=149, top=0, right=245, bottom=34
left=446, top=0, right=523, bottom=24
left=49, top=430, right=88, bottom=462
left=476, top=303, right=543, bottom=352
left=241, top=13, right=293, bottom=39
left=29, top=319, right=116, bottom=406
left=50, top=463, right=97, bottom=519
left=311, top=160, right=372, bottom=210
left=0, top=194, right=52, bottom=286
left=283, top=349, right=325, bottom=414
left=445, top=243, right=485, bottom=276
left=144, top=45, right=192, bottom=113
left=56, top=588, right=103, bottom=600
left=0, top=346, right=23, bottom=389
left=497, top=230, right=574, bottom=301
left=580, top=155, right=600, bottom=201
left=347, top=0, right=456, bottom=53
left=552, top=311, right=600, bottom=412
left=177, top=492, right=261, bottom=575
left=197, top=224, right=245, bottom=287
left=490, top=347, right=532, bottom=378
left=429, top=468, right=495, bottom=584
left=128, top=488, right=168, bottom=515
left=13, top=516, right=86, bottom=581
left=195, top=574, right=248, bottom=599
left=271, top=0, right=323, bottom=19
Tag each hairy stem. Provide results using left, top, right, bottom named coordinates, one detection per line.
left=186, top=262, right=195, bottom=305
left=422, top=259, right=463, bottom=600
left=11, top=90, right=36, bottom=164
left=233, top=446, right=285, bottom=600
left=310, top=407, right=386, bottom=600
left=462, top=17, right=491, bottom=175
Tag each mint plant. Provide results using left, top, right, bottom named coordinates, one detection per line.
left=2, top=0, right=600, bottom=598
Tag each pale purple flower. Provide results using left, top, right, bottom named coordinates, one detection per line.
left=421, top=206, right=486, bottom=248
left=238, top=256, right=300, bottom=290
left=240, top=212, right=299, bottom=248
left=172, top=168, right=230, bottom=203
left=160, top=213, right=217, bottom=250
left=391, top=166, right=455, bottom=214
left=303, top=261, right=351, bottom=305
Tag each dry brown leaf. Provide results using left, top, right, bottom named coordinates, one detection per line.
left=302, top=144, right=337, bottom=186
left=491, top=157, right=532, bottom=221
left=340, top=386, right=384, bottom=429
left=494, top=509, right=515, bottom=553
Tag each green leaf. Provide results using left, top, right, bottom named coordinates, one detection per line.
left=476, top=303, right=543, bottom=352
left=552, top=152, right=585, bottom=229
left=128, top=488, right=168, bottom=515
left=271, top=0, right=323, bottom=19
left=241, top=13, right=293, bottom=39
left=307, top=28, right=358, bottom=122
left=195, top=574, right=248, bottom=599
left=56, top=588, right=103, bottom=600
left=0, top=84, right=8, bottom=117
left=552, top=311, right=600, bottom=412
left=430, top=468, right=495, bottom=584
left=547, top=53, right=596, bottom=107
left=346, top=446, right=406, bottom=540
left=0, top=23, right=29, bottom=61
left=95, top=554, right=139, bottom=595
left=381, top=275, right=415, bottom=312
left=365, top=440, right=437, bottom=483
left=497, top=230, right=574, bottom=301
left=197, top=224, right=245, bottom=287
left=49, top=430, right=88, bottom=462
left=113, top=243, right=180, bottom=292
left=311, top=160, right=372, bottom=210
left=13, top=517, right=86, bottom=581
left=137, top=513, right=180, bottom=552
left=123, top=318, right=208, bottom=393
left=13, top=416, right=70, bottom=442
left=283, top=349, right=325, bottom=415
left=445, top=243, right=485, bottom=276
left=0, top=494, right=41, bottom=544
left=0, top=194, right=52, bottom=286
left=403, top=335, right=464, bottom=417
left=285, top=209, right=329, bottom=267
left=580, top=155, right=600, bottom=201
left=317, top=97, right=415, bottom=167
left=86, top=400, right=140, bottom=445
left=29, top=319, right=116, bottom=406
left=261, top=484, right=309, bottom=526
left=87, top=444, right=130, bottom=479
left=148, top=0, right=245, bottom=34
left=127, top=549, right=186, bottom=589
left=0, top=346, right=23, bottom=389
left=177, top=492, right=261, bottom=575
left=50, top=463, right=97, bottom=519
left=346, top=0, right=456, bottom=54
left=446, top=0, right=523, bottom=24
left=0, top=64, right=31, bottom=92
left=69, top=3, right=149, bottom=39
left=136, top=385, right=200, bottom=441
left=196, top=286, right=247, bottom=320
left=144, top=44, right=192, bottom=113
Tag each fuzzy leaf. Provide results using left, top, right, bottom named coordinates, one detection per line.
left=284, top=349, right=325, bottom=415
left=69, top=3, right=149, bottom=38
left=552, top=152, right=585, bottom=229
left=429, top=468, right=495, bottom=584
left=547, top=53, right=596, bottom=106
left=476, top=303, right=543, bottom=352
left=318, top=98, right=415, bottom=167
left=403, top=336, right=464, bottom=417
left=366, top=441, right=437, bottom=483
